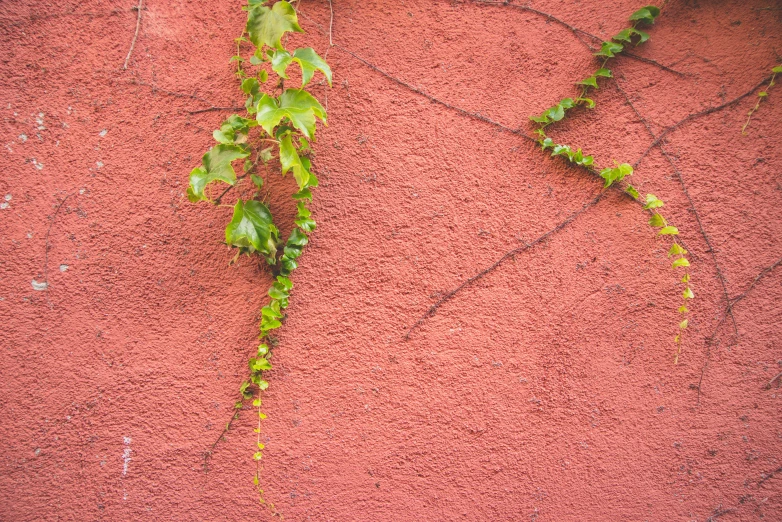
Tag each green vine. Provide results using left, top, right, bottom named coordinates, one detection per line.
left=529, top=5, right=693, bottom=362
left=742, top=64, right=782, bottom=134
left=186, top=0, right=330, bottom=504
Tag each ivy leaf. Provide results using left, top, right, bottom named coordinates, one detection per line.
left=681, top=274, right=690, bottom=283
left=594, top=68, right=612, bottom=78
left=256, top=90, right=327, bottom=140
left=251, top=174, right=264, bottom=189
left=279, top=134, right=310, bottom=188
left=187, top=144, right=249, bottom=201
left=679, top=319, right=688, bottom=329
left=599, top=163, right=633, bottom=188
left=271, top=48, right=332, bottom=87
left=625, top=185, right=640, bottom=200
left=672, top=258, right=690, bottom=268
left=540, top=137, right=554, bottom=150
left=249, top=357, right=272, bottom=371
left=772, top=65, right=782, bottom=74
left=212, top=114, right=257, bottom=145
left=595, top=41, right=624, bottom=58
left=559, top=98, right=575, bottom=109
left=648, top=213, right=666, bottom=227
left=577, top=97, right=595, bottom=108
left=530, top=114, right=550, bottom=124
left=629, top=5, right=661, bottom=25
left=241, top=78, right=260, bottom=95
left=659, top=226, right=679, bottom=235
left=246, top=0, right=303, bottom=50
left=644, top=194, right=664, bottom=209
left=682, top=287, right=694, bottom=299
left=678, top=305, right=688, bottom=314
left=547, top=104, right=565, bottom=122
left=669, top=244, right=687, bottom=256
left=225, top=199, right=279, bottom=259
left=579, top=76, right=599, bottom=89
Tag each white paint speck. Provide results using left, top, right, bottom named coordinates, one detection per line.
left=18, top=134, right=27, bottom=142
left=96, top=161, right=103, bottom=169
left=122, top=437, right=132, bottom=477
left=5, top=194, right=11, bottom=201
left=79, top=188, right=85, bottom=195
left=0, top=203, right=8, bottom=210
left=34, top=448, right=41, bottom=456
left=31, top=279, right=48, bottom=291
left=99, top=129, right=107, bottom=137
left=59, top=264, right=68, bottom=272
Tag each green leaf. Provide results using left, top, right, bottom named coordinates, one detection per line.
left=292, top=47, right=333, bottom=87
left=250, top=357, right=272, bottom=371
left=672, top=258, right=690, bottom=268
left=546, top=104, right=565, bottom=122
left=758, top=91, right=768, bottom=97
left=577, top=97, right=595, bottom=108
left=293, top=188, right=312, bottom=201
left=579, top=76, right=599, bottom=89
left=772, top=65, right=782, bottom=74
left=635, top=29, right=650, bottom=44
left=540, top=137, right=554, bottom=150
left=681, top=274, right=690, bottom=283
left=287, top=228, right=309, bottom=247
left=595, top=41, right=624, bottom=58
left=241, top=78, right=260, bottom=95
left=682, top=287, right=694, bottom=299
left=625, top=185, right=640, bottom=200
left=256, top=90, right=327, bottom=140
left=279, top=134, right=310, bottom=188
left=212, top=114, right=258, bottom=145
left=251, top=174, right=264, bottom=189
left=629, top=6, right=661, bottom=24
left=648, top=213, right=666, bottom=227
left=253, top=452, right=263, bottom=461
left=594, top=68, right=612, bottom=78
left=559, top=98, right=575, bottom=109
left=643, top=194, right=664, bottom=209
left=613, top=28, right=635, bottom=43
left=225, top=199, right=279, bottom=259
left=188, top=144, right=249, bottom=201
left=599, top=163, right=633, bottom=188
left=246, top=0, right=303, bottom=50
left=658, top=226, right=679, bottom=235
left=258, top=380, right=269, bottom=391
left=272, top=48, right=332, bottom=88
left=668, top=244, right=687, bottom=256
left=679, top=319, right=688, bottom=329
left=530, top=114, right=550, bottom=124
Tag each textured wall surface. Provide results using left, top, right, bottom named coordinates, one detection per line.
left=1, top=0, right=781, bottom=520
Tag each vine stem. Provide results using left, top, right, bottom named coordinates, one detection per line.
left=697, top=255, right=782, bottom=404
left=613, top=79, right=737, bottom=337
left=742, top=70, right=777, bottom=134
left=405, top=191, right=604, bottom=339
left=328, top=0, right=334, bottom=47
left=123, top=0, right=143, bottom=70
left=633, top=74, right=774, bottom=168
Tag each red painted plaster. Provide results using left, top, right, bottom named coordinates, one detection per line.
left=1, top=0, right=780, bottom=520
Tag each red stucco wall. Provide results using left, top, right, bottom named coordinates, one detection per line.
left=1, top=0, right=781, bottom=520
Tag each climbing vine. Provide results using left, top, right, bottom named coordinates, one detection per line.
left=185, top=0, right=781, bottom=510
left=529, top=5, right=693, bottom=362
left=742, top=64, right=782, bottom=134
left=186, top=0, right=330, bottom=504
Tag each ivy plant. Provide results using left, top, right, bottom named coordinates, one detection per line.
left=187, top=0, right=330, bottom=503
left=530, top=5, right=693, bottom=362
